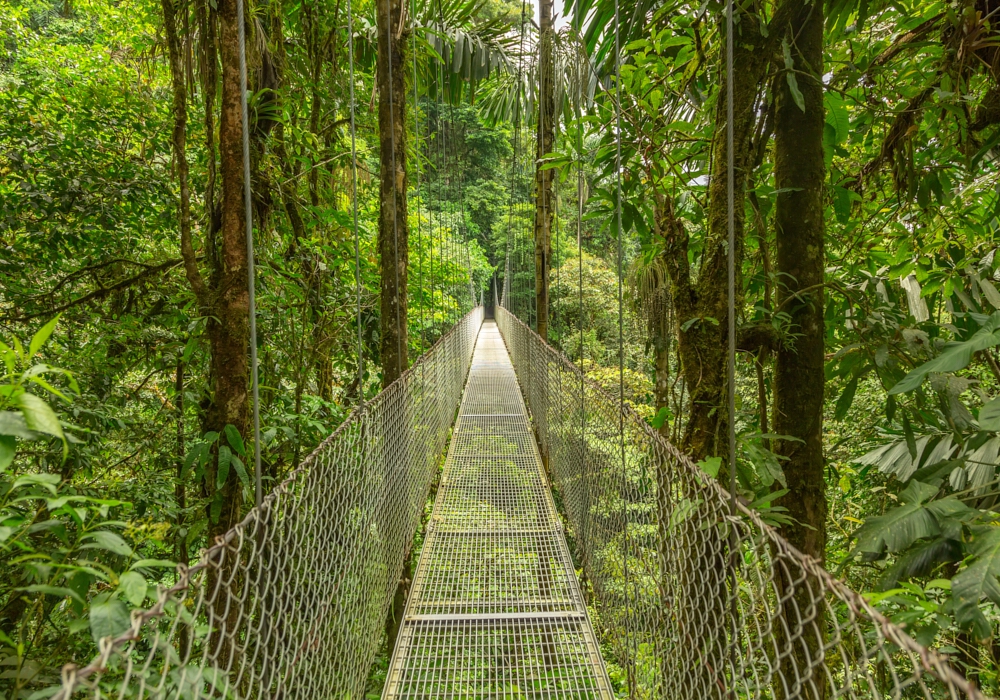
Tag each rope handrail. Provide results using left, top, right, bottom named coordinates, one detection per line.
left=495, top=303, right=988, bottom=699
left=55, top=307, right=484, bottom=700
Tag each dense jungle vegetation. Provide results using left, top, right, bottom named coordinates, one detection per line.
left=5, top=0, right=1000, bottom=694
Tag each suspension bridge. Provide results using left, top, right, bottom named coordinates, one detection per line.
left=44, top=0, right=991, bottom=693
left=51, top=304, right=986, bottom=699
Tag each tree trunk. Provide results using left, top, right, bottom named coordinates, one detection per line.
left=533, top=0, right=555, bottom=340
left=376, top=0, right=409, bottom=388
left=655, top=12, right=768, bottom=461
left=207, top=0, right=250, bottom=539
left=162, top=0, right=208, bottom=306
left=197, top=0, right=220, bottom=266
left=772, top=0, right=827, bottom=694
left=376, top=0, right=413, bottom=660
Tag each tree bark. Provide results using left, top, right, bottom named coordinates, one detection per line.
left=375, top=0, right=413, bottom=661
left=196, top=0, right=219, bottom=246
left=772, top=0, right=827, bottom=694
left=533, top=0, right=555, bottom=340
left=376, top=0, right=409, bottom=388
left=207, top=0, right=251, bottom=539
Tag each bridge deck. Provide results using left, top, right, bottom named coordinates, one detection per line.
left=382, top=320, right=613, bottom=699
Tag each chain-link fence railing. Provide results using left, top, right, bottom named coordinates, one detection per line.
left=55, top=307, right=483, bottom=700
left=496, top=305, right=988, bottom=700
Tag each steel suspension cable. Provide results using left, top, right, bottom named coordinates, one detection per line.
left=504, top=2, right=527, bottom=310
left=726, top=0, right=737, bottom=545
left=458, top=123, right=475, bottom=308
left=347, top=0, right=364, bottom=402
left=410, top=0, right=424, bottom=352
left=236, top=0, right=262, bottom=505
left=572, top=8, right=589, bottom=578
left=726, top=0, right=739, bottom=682
left=610, top=0, right=633, bottom=679
left=435, top=46, right=446, bottom=323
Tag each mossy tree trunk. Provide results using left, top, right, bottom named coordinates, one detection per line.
left=377, top=0, right=409, bottom=388
left=656, top=13, right=770, bottom=462
left=772, top=0, right=827, bottom=695
left=533, top=0, right=555, bottom=340
left=208, top=0, right=251, bottom=539
left=375, top=0, right=413, bottom=660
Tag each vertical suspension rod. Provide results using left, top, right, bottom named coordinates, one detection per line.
left=236, top=0, right=262, bottom=506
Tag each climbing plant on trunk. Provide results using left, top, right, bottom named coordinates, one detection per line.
left=377, top=0, right=409, bottom=387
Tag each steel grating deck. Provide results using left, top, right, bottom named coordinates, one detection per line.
left=383, top=321, right=613, bottom=699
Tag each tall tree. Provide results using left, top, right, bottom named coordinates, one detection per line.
left=204, top=0, right=252, bottom=537
left=533, top=0, right=555, bottom=340
left=163, top=0, right=251, bottom=540
left=772, top=0, right=826, bottom=692
left=377, top=0, right=410, bottom=386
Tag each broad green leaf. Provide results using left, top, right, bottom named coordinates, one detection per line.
left=217, top=446, right=232, bottom=490
left=80, top=531, right=133, bottom=557
left=13, top=392, right=64, bottom=441
left=117, top=571, right=147, bottom=606
left=0, top=411, right=35, bottom=439
left=881, top=537, right=963, bottom=589
left=890, top=312, right=1000, bottom=394
left=90, top=593, right=131, bottom=645
left=231, top=455, right=250, bottom=490
left=183, top=443, right=206, bottom=479
left=28, top=315, right=60, bottom=358
left=953, top=527, right=1000, bottom=641
left=981, top=280, right=1000, bottom=310
left=965, top=437, right=1000, bottom=490
left=0, top=342, right=15, bottom=375
left=26, top=375, right=71, bottom=402
left=834, top=377, right=858, bottom=421
left=0, top=435, right=14, bottom=471
left=650, top=406, right=671, bottom=429
left=852, top=481, right=940, bottom=555
left=825, top=92, right=849, bottom=145
left=18, top=584, right=83, bottom=603
left=783, top=40, right=805, bottom=112
left=224, top=424, right=246, bottom=456
left=697, top=456, right=722, bottom=478
left=979, top=396, right=1000, bottom=431
left=210, top=492, right=223, bottom=523
left=130, top=559, right=177, bottom=570
left=12, top=473, right=60, bottom=494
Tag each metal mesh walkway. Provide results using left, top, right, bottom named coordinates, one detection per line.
left=383, top=321, right=613, bottom=699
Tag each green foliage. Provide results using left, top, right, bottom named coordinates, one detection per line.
left=0, top=322, right=177, bottom=695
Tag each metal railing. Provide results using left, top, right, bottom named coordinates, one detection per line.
left=56, top=307, right=484, bottom=700
left=496, top=304, right=987, bottom=700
